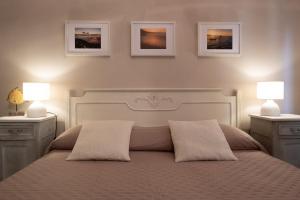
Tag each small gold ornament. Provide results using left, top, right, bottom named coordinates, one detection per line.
left=7, top=87, right=24, bottom=115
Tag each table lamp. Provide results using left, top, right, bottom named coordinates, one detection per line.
left=23, top=82, right=50, bottom=118
left=257, top=81, right=284, bottom=116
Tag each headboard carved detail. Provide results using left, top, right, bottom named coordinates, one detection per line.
left=135, top=95, right=174, bottom=109
left=134, top=95, right=175, bottom=110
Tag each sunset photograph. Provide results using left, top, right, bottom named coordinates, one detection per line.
left=140, top=28, right=166, bottom=49
left=207, top=29, right=232, bottom=49
left=75, top=28, right=101, bottom=49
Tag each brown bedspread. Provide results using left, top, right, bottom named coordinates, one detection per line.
left=0, top=150, right=299, bottom=200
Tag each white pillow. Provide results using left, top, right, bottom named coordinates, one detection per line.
left=66, top=120, right=135, bottom=161
left=169, top=120, right=238, bottom=162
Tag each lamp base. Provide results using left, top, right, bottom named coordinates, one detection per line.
left=260, top=100, right=280, bottom=116
left=26, top=101, right=47, bottom=118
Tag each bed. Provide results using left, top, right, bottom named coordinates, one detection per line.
left=0, top=88, right=299, bottom=200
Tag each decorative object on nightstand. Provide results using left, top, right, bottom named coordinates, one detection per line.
left=257, top=81, right=284, bottom=116
left=23, top=82, right=50, bottom=118
left=0, top=114, right=56, bottom=181
left=250, top=114, right=300, bottom=167
left=7, top=87, right=24, bottom=116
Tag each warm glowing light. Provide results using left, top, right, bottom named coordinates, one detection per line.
left=242, top=67, right=273, bottom=78
left=25, top=65, right=70, bottom=80
left=18, top=60, right=76, bottom=81
left=257, top=82, right=284, bottom=100
left=23, top=82, right=50, bottom=101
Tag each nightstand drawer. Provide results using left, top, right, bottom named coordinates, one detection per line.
left=279, top=125, right=300, bottom=136
left=0, top=124, right=34, bottom=140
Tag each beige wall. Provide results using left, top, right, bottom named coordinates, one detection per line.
left=0, top=0, right=299, bottom=133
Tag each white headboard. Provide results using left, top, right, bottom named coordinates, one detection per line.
left=69, top=88, right=240, bottom=128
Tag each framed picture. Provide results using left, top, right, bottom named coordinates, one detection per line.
left=198, top=22, right=241, bottom=56
left=65, top=21, right=110, bottom=56
left=131, top=21, right=176, bottom=56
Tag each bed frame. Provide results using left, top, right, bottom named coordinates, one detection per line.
left=69, top=88, right=240, bottom=128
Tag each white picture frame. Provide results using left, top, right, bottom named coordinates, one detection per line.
left=65, top=20, right=110, bottom=56
left=198, top=22, right=241, bottom=57
left=131, top=21, right=176, bottom=56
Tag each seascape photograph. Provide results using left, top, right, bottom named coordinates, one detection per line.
left=75, top=28, right=101, bottom=49
left=140, top=28, right=167, bottom=49
left=207, top=29, right=232, bottom=49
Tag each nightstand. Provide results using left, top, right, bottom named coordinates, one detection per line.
left=250, top=114, right=300, bottom=167
left=0, top=114, right=56, bottom=181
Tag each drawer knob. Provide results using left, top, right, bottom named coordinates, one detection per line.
left=289, top=128, right=300, bottom=133
left=8, top=129, right=23, bottom=134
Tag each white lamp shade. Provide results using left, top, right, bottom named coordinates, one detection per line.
left=23, top=82, right=50, bottom=101
left=257, top=81, right=284, bottom=100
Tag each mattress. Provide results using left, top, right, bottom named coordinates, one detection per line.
left=0, top=150, right=299, bottom=200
